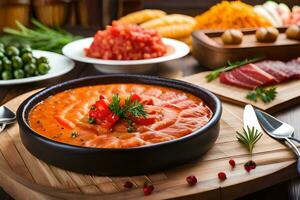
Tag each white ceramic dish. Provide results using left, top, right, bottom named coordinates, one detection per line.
left=62, top=37, right=190, bottom=73
left=0, top=50, right=75, bottom=86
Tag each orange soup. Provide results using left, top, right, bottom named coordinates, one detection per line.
left=29, top=84, right=212, bottom=148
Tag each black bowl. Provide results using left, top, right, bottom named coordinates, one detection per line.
left=17, top=75, right=222, bottom=176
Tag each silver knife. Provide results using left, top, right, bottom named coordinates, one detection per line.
left=243, top=104, right=263, bottom=132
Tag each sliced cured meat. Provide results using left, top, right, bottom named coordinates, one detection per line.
left=219, top=58, right=300, bottom=89
left=220, top=63, right=276, bottom=89
left=231, top=68, right=264, bottom=85
left=258, top=59, right=300, bottom=79
left=257, top=60, right=298, bottom=79
left=238, top=64, right=276, bottom=85
left=286, top=58, right=300, bottom=78
left=255, top=61, right=289, bottom=82
left=219, top=72, right=258, bottom=89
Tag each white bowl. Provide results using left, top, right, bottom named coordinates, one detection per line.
left=0, top=50, right=75, bottom=86
left=62, top=37, right=190, bottom=73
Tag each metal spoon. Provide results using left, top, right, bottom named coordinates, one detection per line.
left=0, top=106, right=16, bottom=124
left=254, top=109, right=300, bottom=173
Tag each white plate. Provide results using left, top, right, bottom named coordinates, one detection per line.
left=62, top=37, right=189, bottom=73
left=0, top=50, right=75, bottom=85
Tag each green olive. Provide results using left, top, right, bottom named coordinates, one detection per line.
left=0, top=60, right=3, bottom=73
left=12, top=56, right=23, bottom=69
left=22, top=53, right=33, bottom=63
left=14, top=69, right=25, bottom=79
left=3, top=58, right=12, bottom=71
left=6, top=46, right=20, bottom=57
left=286, top=25, right=300, bottom=40
left=1, top=70, right=13, bottom=80
left=0, top=52, right=4, bottom=60
left=221, top=29, right=243, bottom=45
left=34, top=70, right=40, bottom=76
left=256, top=27, right=279, bottom=43
left=38, top=63, right=50, bottom=75
left=28, top=57, right=36, bottom=64
left=21, top=45, right=32, bottom=54
left=24, top=63, right=37, bottom=75
left=0, top=43, right=5, bottom=53
left=37, top=56, right=48, bottom=64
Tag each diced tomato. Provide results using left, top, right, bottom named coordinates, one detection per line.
left=89, top=109, right=100, bottom=119
left=130, top=94, right=142, bottom=102
left=107, top=113, right=119, bottom=123
left=101, top=113, right=119, bottom=129
left=133, top=117, right=155, bottom=125
left=85, top=23, right=166, bottom=60
left=92, top=99, right=111, bottom=120
left=99, top=95, right=105, bottom=99
left=143, top=98, right=154, bottom=105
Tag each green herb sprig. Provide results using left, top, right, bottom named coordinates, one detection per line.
left=109, top=94, right=146, bottom=130
left=0, top=19, right=81, bottom=54
left=205, top=56, right=265, bottom=82
left=246, top=87, right=277, bottom=103
left=236, top=126, right=263, bottom=153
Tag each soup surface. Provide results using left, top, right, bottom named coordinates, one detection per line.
left=29, top=84, right=212, bottom=148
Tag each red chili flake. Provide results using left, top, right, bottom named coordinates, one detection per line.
left=244, top=160, right=256, bottom=172
left=143, top=181, right=154, bottom=196
left=186, top=175, right=197, bottom=186
left=123, top=181, right=133, bottom=189
left=218, top=172, right=227, bottom=181
left=229, top=159, right=236, bottom=168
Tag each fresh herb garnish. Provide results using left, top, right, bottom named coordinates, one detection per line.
left=246, top=87, right=277, bottom=103
left=109, top=94, right=147, bottom=119
left=109, top=94, right=146, bottom=131
left=236, top=126, right=262, bottom=153
left=205, top=56, right=265, bottom=82
left=71, top=131, right=78, bottom=138
left=0, top=19, right=81, bottom=54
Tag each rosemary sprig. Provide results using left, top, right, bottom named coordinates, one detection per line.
left=109, top=94, right=146, bottom=120
left=236, top=126, right=263, bottom=153
left=205, top=56, right=265, bottom=82
left=108, top=94, right=146, bottom=132
left=246, top=87, right=277, bottom=103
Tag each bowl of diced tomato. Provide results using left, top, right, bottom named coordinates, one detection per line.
left=62, top=23, right=189, bottom=73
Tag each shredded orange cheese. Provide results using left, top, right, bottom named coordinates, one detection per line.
left=195, top=1, right=272, bottom=30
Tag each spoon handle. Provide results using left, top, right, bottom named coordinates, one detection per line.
left=290, top=137, right=300, bottom=144
left=285, top=137, right=300, bottom=173
left=297, top=158, right=300, bottom=174
left=0, top=123, right=6, bottom=133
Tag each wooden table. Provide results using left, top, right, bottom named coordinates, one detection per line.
left=0, top=55, right=300, bottom=199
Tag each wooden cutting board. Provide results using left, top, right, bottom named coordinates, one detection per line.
left=0, top=89, right=298, bottom=200
left=183, top=72, right=300, bottom=113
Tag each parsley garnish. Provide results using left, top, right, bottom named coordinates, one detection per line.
left=205, top=56, right=265, bottom=82
left=236, top=126, right=263, bottom=153
left=246, top=87, right=277, bottom=103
